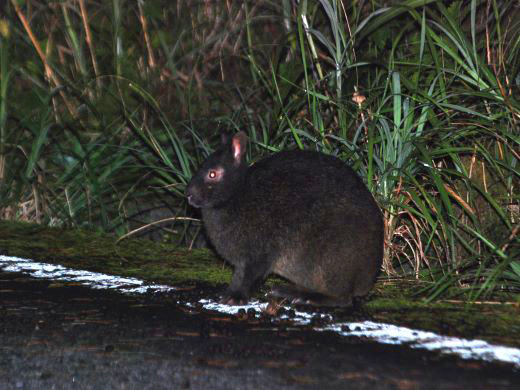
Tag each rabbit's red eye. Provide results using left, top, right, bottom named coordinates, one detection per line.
left=205, top=167, right=224, bottom=182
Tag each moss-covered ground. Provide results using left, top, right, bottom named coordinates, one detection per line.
left=0, top=220, right=232, bottom=286
left=1, top=220, right=519, bottom=348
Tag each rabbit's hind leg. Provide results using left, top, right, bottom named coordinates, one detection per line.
left=268, top=285, right=353, bottom=307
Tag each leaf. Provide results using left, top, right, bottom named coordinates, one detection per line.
left=510, top=261, right=520, bottom=278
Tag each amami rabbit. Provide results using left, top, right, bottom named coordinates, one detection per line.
left=186, top=131, right=384, bottom=306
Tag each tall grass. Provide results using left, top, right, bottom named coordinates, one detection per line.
left=0, top=0, right=518, bottom=299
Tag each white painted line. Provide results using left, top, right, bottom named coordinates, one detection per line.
left=322, top=321, right=520, bottom=367
left=0, top=255, right=174, bottom=293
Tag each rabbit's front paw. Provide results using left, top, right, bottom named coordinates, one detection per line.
left=219, top=290, right=248, bottom=306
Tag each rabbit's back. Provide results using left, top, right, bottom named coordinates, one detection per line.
left=244, top=150, right=376, bottom=213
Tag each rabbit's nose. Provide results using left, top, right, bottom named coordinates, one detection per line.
left=186, top=190, right=199, bottom=207
left=185, top=183, right=193, bottom=198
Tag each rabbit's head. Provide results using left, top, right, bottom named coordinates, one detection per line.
left=186, top=131, right=248, bottom=208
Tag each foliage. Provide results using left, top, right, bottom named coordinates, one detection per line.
left=0, top=0, right=519, bottom=300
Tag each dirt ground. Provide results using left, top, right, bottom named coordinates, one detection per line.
left=1, top=271, right=518, bottom=390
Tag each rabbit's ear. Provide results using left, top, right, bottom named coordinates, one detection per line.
left=231, top=131, right=248, bottom=164
left=220, top=132, right=233, bottom=145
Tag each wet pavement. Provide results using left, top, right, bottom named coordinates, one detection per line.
left=1, top=271, right=519, bottom=389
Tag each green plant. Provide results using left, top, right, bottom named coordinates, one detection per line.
left=1, top=0, right=519, bottom=300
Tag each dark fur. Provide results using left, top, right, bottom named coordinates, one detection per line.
left=186, top=132, right=384, bottom=306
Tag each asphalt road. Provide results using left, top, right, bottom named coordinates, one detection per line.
left=1, top=271, right=518, bottom=389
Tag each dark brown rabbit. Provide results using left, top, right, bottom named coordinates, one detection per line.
left=186, top=131, right=384, bottom=306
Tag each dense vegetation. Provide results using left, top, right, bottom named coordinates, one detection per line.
left=0, top=0, right=518, bottom=300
